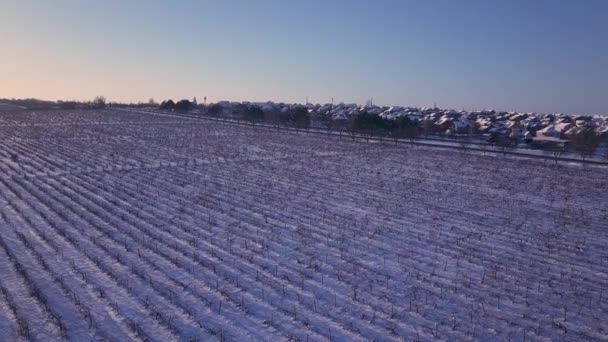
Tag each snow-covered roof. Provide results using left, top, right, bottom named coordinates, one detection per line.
left=454, top=119, right=472, bottom=128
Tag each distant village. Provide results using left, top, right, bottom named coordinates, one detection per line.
left=206, top=100, right=608, bottom=149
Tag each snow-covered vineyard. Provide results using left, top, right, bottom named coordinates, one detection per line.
left=0, top=109, right=607, bottom=341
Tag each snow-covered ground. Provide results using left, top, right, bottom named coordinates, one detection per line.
left=0, top=109, right=607, bottom=341
left=0, top=103, right=26, bottom=111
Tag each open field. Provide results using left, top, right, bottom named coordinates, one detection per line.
left=0, top=109, right=607, bottom=341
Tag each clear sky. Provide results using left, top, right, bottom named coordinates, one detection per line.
left=1, top=0, right=607, bottom=114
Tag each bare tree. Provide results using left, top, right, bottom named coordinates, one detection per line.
left=493, top=135, right=516, bottom=157
left=91, top=96, right=106, bottom=109
left=456, top=127, right=473, bottom=153
left=542, top=140, right=566, bottom=165
left=478, top=135, right=490, bottom=156
left=570, top=128, right=601, bottom=162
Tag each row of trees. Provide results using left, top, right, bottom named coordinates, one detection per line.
left=160, top=101, right=314, bottom=128
left=539, top=128, right=604, bottom=163
left=471, top=128, right=605, bottom=164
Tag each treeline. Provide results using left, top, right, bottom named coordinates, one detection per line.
left=159, top=99, right=312, bottom=127
left=0, top=97, right=107, bottom=110
left=158, top=99, right=418, bottom=135
left=159, top=99, right=193, bottom=113
left=0, top=98, right=56, bottom=109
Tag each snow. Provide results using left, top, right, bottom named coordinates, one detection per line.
left=0, top=108, right=607, bottom=341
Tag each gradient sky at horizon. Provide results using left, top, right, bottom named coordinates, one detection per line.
left=1, top=0, right=607, bottom=114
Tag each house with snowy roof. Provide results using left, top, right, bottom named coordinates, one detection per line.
left=452, top=119, right=473, bottom=135
left=536, top=122, right=574, bottom=139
